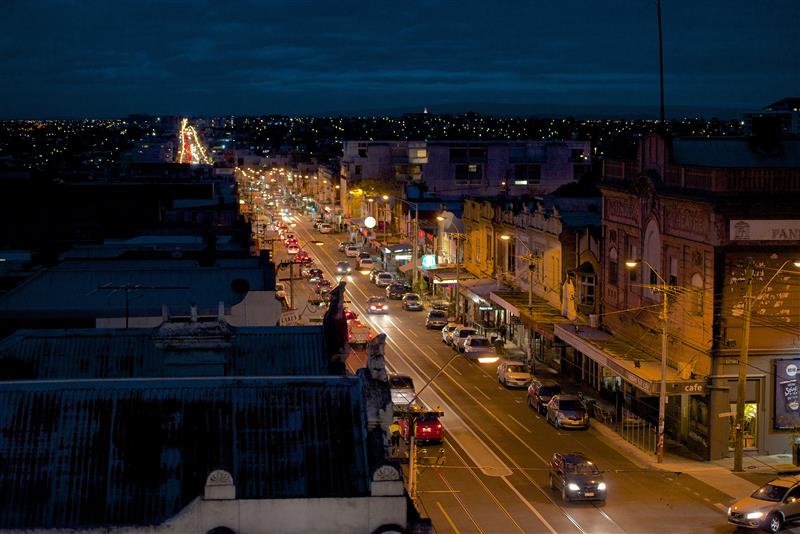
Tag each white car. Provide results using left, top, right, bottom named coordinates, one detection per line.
left=375, top=272, right=394, bottom=287
left=497, top=360, right=532, bottom=387
left=345, top=245, right=359, bottom=257
left=463, top=335, right=498, bottom=363
left=319, top=223, right=333, bottom=234
left=287, top=244, right=300, bottom=255
left=441, top=323, right=461, bottom=345
left=358, top=258, right=375, bottom=270
left=389, top=373, right=416, bottom=409
left=366, top=296, right=389, bottom=314
left=452, top=326, right=479, bottom=352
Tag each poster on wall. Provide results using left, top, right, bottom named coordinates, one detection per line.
left=774, top=359, right=800, bottom=430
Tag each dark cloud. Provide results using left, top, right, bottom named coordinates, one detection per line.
left=0, top=0, right=797, bottom=117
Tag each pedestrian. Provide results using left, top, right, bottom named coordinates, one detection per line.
left=389, top=419, right=402, bottom=451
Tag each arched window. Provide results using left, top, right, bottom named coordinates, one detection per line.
left=691, top=273, right=704, bottom=315
left=608, top=248, right=618, bottom=286
left=643, top=219, right=662, bottom=298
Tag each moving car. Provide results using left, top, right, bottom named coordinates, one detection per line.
left=527, top=379, right=562, bottom=414
left=343, top=308, right=358, bottom=321
left=389, top=374, right=416, bottom=409
left=462, top=335, right=498, bottom=362
left=366, top=296, right=389, bottom=314
left=441, top=323, right=461, bottom=344
left=497, top=360, right=532, bottom=387
left=287, top=244, right=300, bottom=255
left=401, top=293, right=424, bottom=311
left=294, top=251, right=312, bottom=264
left=425, top=310, right=448, bottom=329
left=345, top=245, right=359, bottom=257
left=546, top=394, right=589, bottom=430
left=347, top=320, right=372, bottom=349
left=386, top=282, right=412, bottom=300
left=375, top=272, right=394, bottom=287
left=307, top=269, right=324, bottom=283
left=548, top=452, right=606, bottom=502
left=414, top=412, right=443, bottom=443
left=319, top=222, right=333, bottom=233
left=452, top=326, right=479, bottom=352
left=728, top=476, right=800, bottom=532
left=315, top=279, right=332, bottom=294
left=336, top=261, right=352, bottom=274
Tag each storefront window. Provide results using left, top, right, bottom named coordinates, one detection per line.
left=728, top=402, right=758, bottom=449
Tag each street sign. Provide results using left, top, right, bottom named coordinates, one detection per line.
left=421, top=254, right=436, bottom=269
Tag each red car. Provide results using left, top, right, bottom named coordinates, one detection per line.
left=344, top=308, right=358, bottom=321
left=414, top=413, right=443, bottom=443
left=295, top=251, right=312, bottom=264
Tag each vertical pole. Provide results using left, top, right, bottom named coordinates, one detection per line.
left=657, top=0, right=665, bottom=122
left=409, top=433, right=417, bottom=502
left=528, top=260, right=533, bottom=307
left=734, top=259, right=754, bottom=471
left=125, top=288, right=130, bottom=329
left=413, top=205, right=419, bottom=291
left=289, top=262, right=294, bottom=310
left=657, top=289, right=668, bottom=463
left=455, top=236, right=461, bottom=322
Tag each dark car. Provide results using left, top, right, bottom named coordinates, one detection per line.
left=527, top=379, right=562, bottom=414
left=402, top=293, right=424, bottom=311
left=306, top=268, right=324, bottom=282
left=386, top=282, right=412, bottom=300
left=548, top=452, right=606, bottom=502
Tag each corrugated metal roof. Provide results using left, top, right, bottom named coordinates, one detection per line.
left=671, top=137, right=800, bottom=167
left=0, top=259, right=269, bottom=318
left=0, top=326, right=329, bottom=379
left=0, top=376, right=369, bottom=529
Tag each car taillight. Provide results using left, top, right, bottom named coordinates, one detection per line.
left=368, top=333, right=373, bottom=339
left=348, top=333, right=352, bottom=340
left=436, top=424, right=442, bottom=429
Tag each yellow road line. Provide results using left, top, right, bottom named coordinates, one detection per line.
left=436, top=501, right=461, bottom=534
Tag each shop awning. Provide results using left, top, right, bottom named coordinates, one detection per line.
left=346, top=217, right=366, bottom=226
left=428, top=267, right=475, bottom=285
left=399, top=262, right=420, bottom=273
left=554, top=324, right=706, bottom=396
left=383, top=243, right=412, bottom=254
left=490, top=290, right=570, bottom=340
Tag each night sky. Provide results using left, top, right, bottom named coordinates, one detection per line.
left=1, top=0, right=797, bottom=118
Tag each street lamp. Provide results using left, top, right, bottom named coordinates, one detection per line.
left=436, top=215, right=446, bottom=264
left=625, top=258, right=669, bottom=464
left=733, top=258, right=800, bottom=471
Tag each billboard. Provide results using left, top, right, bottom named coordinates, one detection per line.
left=774, top=358, right=800, bottom=430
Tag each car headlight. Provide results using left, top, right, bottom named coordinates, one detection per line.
left=746, top=511, right=764, bottom=520
left=597, top=482, right=606, bottom=491
left=567, top=483, right=580, bottom=492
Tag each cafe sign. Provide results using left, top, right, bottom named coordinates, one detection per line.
left=730, top=220, right=800, bottom=241
left=775, top=358, right=800, bottom=430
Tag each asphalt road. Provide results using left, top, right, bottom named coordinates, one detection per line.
left=279, top=214, right=759, bottom=534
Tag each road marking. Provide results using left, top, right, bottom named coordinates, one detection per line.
left=507, top=414, right=532, bottom=434
left=714, top=503, right=727, bottom=514
left=449, top=366, right=463, bottom=376
left=474, top=386, right=491, bottom=401
left=501, top=476, right=558, bottom=534
left=436, top=501, right=461, bottom=534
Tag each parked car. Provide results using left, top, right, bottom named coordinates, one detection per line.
left=430, top=299, right=450, bottom=311
left=497, top=360, right=532, bottom=387
left=336, top=261, right=352, bottom=274
left=345, top=245, right=359, bottom=257
left=414, top=412, right=443, bottom=443
left=402, top=293, right=424, bottom=311
left=338, top=241, right=353, bottom=252
left=452, top=326, right=479, bottom=352
left=728, top=476, right=800, bottom=532
left=463, top=335, right=498, bottom=362
left=348, top=320, right=372, bottom=349
left=357, top=251, right=371, bottom=262
left=368, top=269, right=384, bottom=283
left=527, top=379, right=562, bottom=414
left=425, top=310, right=448, bottom=329
left=386, top=282, right=412, bottom=300
left=358, top=258, right=375, bottom=270
left=545, top=394, right=590, bottom=430
left=441, top=323, right=461, bottom=344
left=389, top=373, right=416, bottom=409
left=548, top=452, right=606, bottom=502
left=375, top=272, right=395, bottom=287
left=319, top=223, right=333, bottom=233
left=366, top=296, right=389, bottom=314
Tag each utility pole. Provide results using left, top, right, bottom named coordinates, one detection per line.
left=96, top=284, right=188, bottom=328
left=657, top=0, right=666, bottom=122
left=452, top=232, right=466, bottom=322
left=734, top=259, right=754, bottom=472
left=657, top=286, right=669, bottom=464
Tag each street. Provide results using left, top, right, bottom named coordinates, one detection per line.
left=276, top=213, right=746, bottom=534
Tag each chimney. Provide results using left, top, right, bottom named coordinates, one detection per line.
left=218, top=301, right=225, bottom=320
left=162, top=305, right=170, bottom=323
left=190, top=303, right=198, bottom=322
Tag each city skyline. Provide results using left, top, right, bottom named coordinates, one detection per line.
left=1, top=0, right=797, bottom=119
